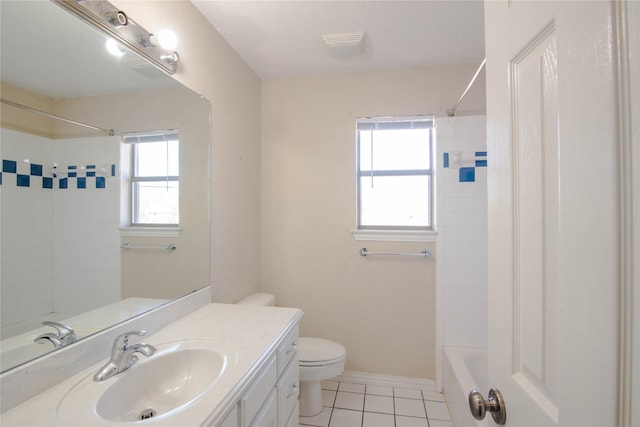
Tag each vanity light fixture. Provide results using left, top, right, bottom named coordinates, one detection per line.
left=52, top=0, right=180, bottom=74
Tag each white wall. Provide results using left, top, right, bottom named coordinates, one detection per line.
left=55, top=89, right=210, bottom=300
left=111, top=0, right=262, bottom=303
left=261, top=65, right=485, bottom=378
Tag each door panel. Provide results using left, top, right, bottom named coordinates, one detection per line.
left=511, top=22, right=559, bottom=419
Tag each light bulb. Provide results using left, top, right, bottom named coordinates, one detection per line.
left=157, top=30, right=177, bottom=50
left=106, top=39, right=126, bottom=57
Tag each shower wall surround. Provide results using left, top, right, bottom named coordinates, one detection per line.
left=0, top=128, right=120, bottom=331
left=434, top=115, right=488, bottom=385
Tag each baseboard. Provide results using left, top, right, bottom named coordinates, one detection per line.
left=334, top=370, right=437, bottom=390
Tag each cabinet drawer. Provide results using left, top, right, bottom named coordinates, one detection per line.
left=277, top=325, right=298, bottom=375
left=241, top=356, right=277, bottom=425
left=277, top=355, right=299, bottom=423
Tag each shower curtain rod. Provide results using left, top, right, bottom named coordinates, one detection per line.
left=447, top=57, right=486, bottom=117
left=0, top=98, right=115, bottom=136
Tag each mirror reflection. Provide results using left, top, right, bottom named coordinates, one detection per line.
left=0, top=0, right=211, bottom=372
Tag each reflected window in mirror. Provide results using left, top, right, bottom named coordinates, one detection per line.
left=123, top=130, right=179, bottom=226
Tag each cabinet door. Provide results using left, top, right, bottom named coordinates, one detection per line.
left=249, top=389, right=278, bottom=427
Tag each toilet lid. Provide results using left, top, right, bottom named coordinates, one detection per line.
left=298, top=337, right=346, bottom=364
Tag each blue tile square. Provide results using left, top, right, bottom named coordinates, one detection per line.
left=475, top=159, right=487, bottom=167
left=87, top=164, right=96, bottom=169
left=87, top=171, right=96, bottom=177
left=459, top=167, right=475, bottom=182
left=59, top=178, right=68, bottom=189
left=68, top=172, right=77, bottom=178
left=3, top=160, right=17, bottom=173
left=77, top=177, right=86, bottom=189
left=0, top=172, right=2, bottom=185
left=111, top=164, right=116, bottom=177
left=96, top=177, right=106, bottom=189
left=30, top=163, right=43, bottom=176
left=443, top=153, right=449, bottom=168
left=68, top=165, right=77, bottom=170
left=17, top=174, right=30, bottom=187
left=43, top=177, right=53, bottom=189
left=475, top=151, right=487, bottom=157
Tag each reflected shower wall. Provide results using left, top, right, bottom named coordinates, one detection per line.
left=1, top=128, right=121, bottom=338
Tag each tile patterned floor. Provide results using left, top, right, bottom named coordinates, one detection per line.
left=299, top=378, right=453, bottom=427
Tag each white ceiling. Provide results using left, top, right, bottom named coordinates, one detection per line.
left=192, top=0, right=486, bottom=79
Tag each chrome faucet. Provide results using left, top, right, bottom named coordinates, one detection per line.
left=34, top=321, right=77, bottom=348
left=93, top=330, right=157, bottom=382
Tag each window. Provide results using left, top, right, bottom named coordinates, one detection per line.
left=357, top=116, right=433, bottom=230
left=123, top=130, right=179, bottom=227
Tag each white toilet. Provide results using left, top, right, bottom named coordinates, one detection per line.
left=236, top=293, right=346, bottom=417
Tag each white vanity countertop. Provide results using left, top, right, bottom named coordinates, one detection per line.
left=0, top=303, right=303, bottom=426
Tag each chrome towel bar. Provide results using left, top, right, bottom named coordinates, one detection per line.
left=120, top=242, right=177, bottom=251
left=359, top=247, right=431, bottom=258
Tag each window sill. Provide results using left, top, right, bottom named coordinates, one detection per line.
left=351, top=229, right=438, bottom=242
left=120, top=227, right=182, bottom=238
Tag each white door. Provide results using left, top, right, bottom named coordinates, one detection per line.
left=485, top=1, right=620, bottom=426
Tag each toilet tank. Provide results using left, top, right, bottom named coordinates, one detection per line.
left=236, top=293, right=275, bottom=306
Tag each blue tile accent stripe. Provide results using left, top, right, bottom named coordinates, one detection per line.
left=443, top=151, right=488, bottom=183
left=1, top=159, right=116, bottom=189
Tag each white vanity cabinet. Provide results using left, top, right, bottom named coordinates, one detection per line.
left=218, top=325, right=299, bottom=427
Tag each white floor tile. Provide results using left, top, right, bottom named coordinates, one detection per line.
left=322, top=380, right=339, bottom=391
left=422, top=390, right=445, bottom=402
left=428, top=420, right=454, bottom=427
left=394, top=398, right=426, bottom=418
left=334, top=391, right=365, bottom=411
left=366, top=384, right=394, bottom=396
left=395, top=415, right=430, bottom=427
left=338, top=382, right=366, bottom=393
left=425, top=400, right=451, bottom=421
left=364, top=394, right=394, bottom=414
left=329, top=409, right=363, bottom=427
left=394, top=387, right=423, bottom=400
left=322, top=389, right=337, bottom=407
left=363, top=411, right=395, bottom=427
left=299, top=407, right=332, bottom=427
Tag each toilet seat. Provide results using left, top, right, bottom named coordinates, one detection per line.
left=298, top=337, right=345, bottom=366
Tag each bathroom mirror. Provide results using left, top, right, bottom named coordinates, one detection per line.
left=0, top=1, right=210, bottom=372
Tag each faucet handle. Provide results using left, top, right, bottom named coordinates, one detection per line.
left=42, top=321, right=75, bottom=338
left=113, top=330, right=146, bottom=352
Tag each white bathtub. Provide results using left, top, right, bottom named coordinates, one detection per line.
left=443, top=347, right=489, bottom=427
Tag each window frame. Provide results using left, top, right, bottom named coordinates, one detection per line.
left=356, top=116, right=434, bottom=232
left=124, top=130, right=180, bottom=228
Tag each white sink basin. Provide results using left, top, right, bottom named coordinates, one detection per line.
left=57, top=339, right=234, bottom=425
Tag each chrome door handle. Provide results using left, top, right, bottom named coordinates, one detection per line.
left=468, top=388, right=507, bottom=425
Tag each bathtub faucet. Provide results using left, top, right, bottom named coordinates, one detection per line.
left=93, top=330, right=157, bottom=382
left=34, top=321, right=77, bottom=348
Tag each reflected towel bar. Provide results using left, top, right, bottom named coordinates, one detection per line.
left=359, top=247, right=431, bottom=258
left=120, top=242, right=177, bottom=251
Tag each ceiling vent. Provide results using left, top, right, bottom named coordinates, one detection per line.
left=322, top=31, right=365, bottom=58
